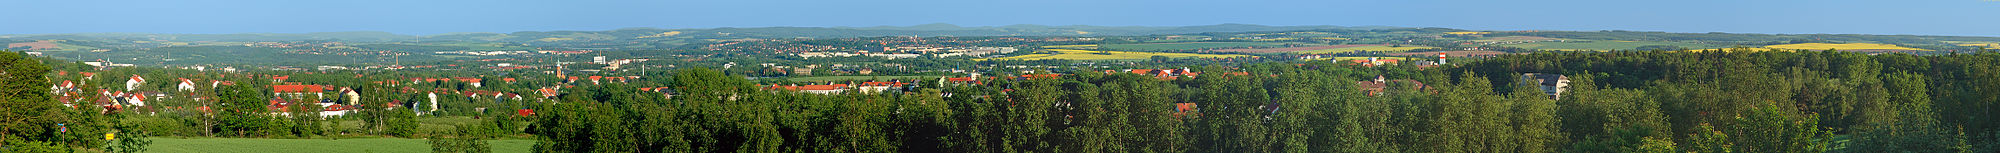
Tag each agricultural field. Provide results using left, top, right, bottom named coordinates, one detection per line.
left=979, top=49, right=1250, bottom=61
left=1501, top=41, right=1727, bottom=51
left=148, top=138, right=535, bottom=153
left=425, top=42, right=539, bottom=51
left=1445, top=32, right=1491, bottom=35
left=1682, top=48, right=1789, bottom=53
left=1955, top=43, right=1997, bottom=48
left=1211, top=44, right=1434, bottom=54
left=1298, top=45, right=1438, bottom=54
left=787, top=75, right=944, bottom=82
left=6, top=40, right=101, bottom=51
left=1763, top=43, right=1931, bottom=51
left=1096, top=42, right=1293, bottom=51
left=1041, top=44, right=1099, bottom=49
left=1469, top=36, right=1565, bottom=43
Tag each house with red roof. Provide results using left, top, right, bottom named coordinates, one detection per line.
left=764, top=84, right=849, bottom=94
left=271, top=85, right=326, bottom=99
left=856, top=82, right=908, bottom=94
left=1173, top=103, right=1199, bottom=118
left=1355, top=76, right=1432, bottom=96
left=589, top=76, right=603, bottom=85
left=125, top=75, right=145, bottom=91
left=177, top=78, right=197, bottom=92
left=455, top=77, right=483, bottom=87
left=538, top=88, right=560, bottom=99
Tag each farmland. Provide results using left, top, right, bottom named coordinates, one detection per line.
left=1212, top=44, right=1435, bottom=54
left=979, top=49, right=1250, bottom=61
left=1041, top=44, right=1099, bottom=49
left=1298, top=45, right=1438, bottom=54
left=1097, top=42, right=1293, bottom=51
left=1469, top=36, right=1564, bottom=42
left=1500, top=41, right=1727, bottom=51
left=148, top=138, right=534, bottom=153
left=1762, top=43, right=1931, bottom=51
left=1445, top=32, right=1491, bottom=35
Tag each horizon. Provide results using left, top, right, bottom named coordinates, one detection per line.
left=2, top=0, right=1997, bottom=37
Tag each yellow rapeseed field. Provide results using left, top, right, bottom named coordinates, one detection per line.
left=1763, top=43, right=1931, bottom=51
left=1445, top=32, right=1491, bottom=35
left=979, top=49, right=1250, bottom=61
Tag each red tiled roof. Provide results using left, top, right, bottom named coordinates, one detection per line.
left=1020, top=74, right=1062, bottom=80
left=765, top=84, right=846, bottom=91
left=945, top=77, right=976, bottom=82
left=271, top=85, right=324, bottom=93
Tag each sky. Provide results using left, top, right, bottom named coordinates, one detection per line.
left=2, top=0, right=1996, bottom=36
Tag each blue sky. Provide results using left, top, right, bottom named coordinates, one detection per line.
left=2, top=0, right=1996, bottom=36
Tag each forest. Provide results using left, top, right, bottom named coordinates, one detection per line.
left=6, top=49, right=2000, bottom=152
left=522, top=49, right=2000, bottom=152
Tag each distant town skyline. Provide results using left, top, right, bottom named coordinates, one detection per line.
left=2, top=0, right=1996, bottom=36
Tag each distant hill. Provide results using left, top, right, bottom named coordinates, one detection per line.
left=1, top=31, right=416, bottom=42
left=1, top=24, right=1393, bottom=43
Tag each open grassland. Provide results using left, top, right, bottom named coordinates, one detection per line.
left=1763, top=43, right=1931, bottom=51
left=1501, top=41, right=1726, bottom=51
left=1299, top=45, right=1439, bottom=54
left=787, top=75, right=944, bottom=82
left=148, top=138, right=534, bottom=153
left=979, top=49, right=1249, bottom=61
left=1098, top=42, right=1291, bottom=51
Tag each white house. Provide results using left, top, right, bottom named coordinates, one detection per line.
left=125, top=75, right=145, bottom=91
left=177, top=78, right=197, bottom=92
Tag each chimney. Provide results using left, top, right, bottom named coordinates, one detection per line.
left=1437, top=52, right=1448, bottom=65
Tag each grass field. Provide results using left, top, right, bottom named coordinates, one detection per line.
left=979, top=49, right=1250, bottom=61
left=1299, top=45, right=1439, bottom=54
left=1097, top=42, right=1291, bottom=51
left=148, top=138, right=535, bottom=153
left=1763, top=43, right=1931, bottom=51
left=1956, top=43, right=1998, bottom=48
left=787, top=75, right=943, bottom=82
left=1501, top=41, right=1726, bottom=51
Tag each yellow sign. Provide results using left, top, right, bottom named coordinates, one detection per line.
left=105, top=133, right=115, bottom=140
